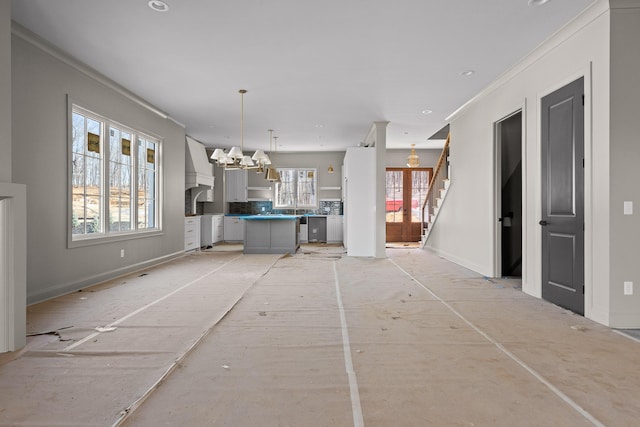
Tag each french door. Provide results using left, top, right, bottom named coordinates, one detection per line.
left=386, top=168, right=431, bottom=242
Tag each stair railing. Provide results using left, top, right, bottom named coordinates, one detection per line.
left=420, top=133, right=450, bottom=236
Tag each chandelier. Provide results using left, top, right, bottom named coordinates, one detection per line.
left=407, top=144, right=420, bottom=168
left=210, top=89, right=267, bottom=169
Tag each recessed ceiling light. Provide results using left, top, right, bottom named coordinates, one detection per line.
left=148, top=1, right=169, bottom=12
left=528, top=0, right=551, bottom=6
left=315, top=124, right=324, bottom=128
left=460, top=70, right=475, bottom=77
left=421, top=109, right=433, bottom=115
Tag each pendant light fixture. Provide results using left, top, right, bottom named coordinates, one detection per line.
left=253, top=129, right=272, bottom=173
left=407, top=144, right=420, bottom=168
left=210, top=89, right=258, bottom=169
left=265, top=136, right=281, bottom=182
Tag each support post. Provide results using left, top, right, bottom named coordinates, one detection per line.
left=373, top=121, right=389, bottom=258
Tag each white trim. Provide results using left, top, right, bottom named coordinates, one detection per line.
left=422, top=244, right=492, bottom=278
left=0, top=197, right=13, bottom=352
left=0, top=183, right=27, bottom=352
left=613, top=329, right=640, bottom=344
left=11, top=22, right=185, bottom=127
left=493, top=108, right=524, bottom=278
left=447, top=0, right=609, bottom=122
left=67, top=101, right=163, bottom=246
left=533, top=66, right=592, bottom=316
left=26, top=250, right=184, bottom=305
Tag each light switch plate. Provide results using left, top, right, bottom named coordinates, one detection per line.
left=624, top=201, right=633, bottom=215
left=624, top=281, right=633, bottom=295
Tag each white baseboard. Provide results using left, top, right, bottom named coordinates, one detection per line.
left=27, top=251, right=185, bottom=305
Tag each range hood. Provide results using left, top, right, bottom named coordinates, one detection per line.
left=185, top=136, right=215, bottom=190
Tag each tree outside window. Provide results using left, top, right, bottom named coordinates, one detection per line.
left=274, top=168, right=317, bottom=209
left=71, top=106, right=160, bottom=241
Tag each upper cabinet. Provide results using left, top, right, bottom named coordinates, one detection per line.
left=226, top=169, right=248, bottom=202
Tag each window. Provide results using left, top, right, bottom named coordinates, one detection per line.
left=108, top=126, right=133, bottom=232
left=274, top=168, right=317, bottom=209
left=71, top=105, right=160, bottom=242
left=385, top=168, right=430, bottom=223
left=137, top=137, right=157, bottom=229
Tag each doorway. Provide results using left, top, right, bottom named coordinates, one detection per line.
left=385, top=168, right=431, bottom=243
left=495, top=111, right=523, bottom=277
left=540, top=77, right=585, bottom=315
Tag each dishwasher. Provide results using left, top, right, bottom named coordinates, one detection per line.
left=307, top=216, right=327, bottom=243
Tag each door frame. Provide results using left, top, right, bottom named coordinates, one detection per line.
left=494, top=108, right=526, bottom=278
left=533, top=68, right=593, bottom=314
left=385, top=167, right=432, bottom=243
left=540, top=76, right=585, bottom=315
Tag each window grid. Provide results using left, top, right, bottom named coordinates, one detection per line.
left=71, top=105, right=160, bottom=241
left=109, top=126, right=133, bottom=232
left=274, top=168, right=318, bottom=209
left=71, top=112, right=103, bottom=235
left=137, top=137, right=157, bottom=229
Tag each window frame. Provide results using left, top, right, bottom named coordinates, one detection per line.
left=68, top=102, right=163, bottom=248
left=273, top=168, right=318, bottom=209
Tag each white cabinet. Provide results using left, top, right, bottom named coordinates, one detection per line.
left=213, top=215, right=224, bottom=242
left=223, top=216, right=244, bottom=241
left=201, top=214, right=224, bottom=246
left=225, top=169, right=248, bottom=202
left=184, top=216, right=201, bottom=252
left=327, top=215, right=343, bottom=243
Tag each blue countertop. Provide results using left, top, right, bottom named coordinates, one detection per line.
left=240, top=215, right=299, bottom=220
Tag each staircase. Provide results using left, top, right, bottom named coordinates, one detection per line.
left=420, top=134, right=450, bottom=248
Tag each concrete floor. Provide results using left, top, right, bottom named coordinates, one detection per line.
left=1, top=246, right=639, bottom=426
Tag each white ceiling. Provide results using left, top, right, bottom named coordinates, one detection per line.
left=11, top=0, right=597, bottom=152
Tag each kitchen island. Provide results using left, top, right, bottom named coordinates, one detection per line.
left=241, top=215, right=300, bottom=254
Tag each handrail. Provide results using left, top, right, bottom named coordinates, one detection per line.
left=420, top=133, right=450, bottom=233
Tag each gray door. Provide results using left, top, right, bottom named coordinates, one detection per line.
left=540, top=77, right=584, bottom=315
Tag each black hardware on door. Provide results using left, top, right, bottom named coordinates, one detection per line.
left=499, top=212, right=514, bottom=222
left=539, top=220, right=548, bottom=226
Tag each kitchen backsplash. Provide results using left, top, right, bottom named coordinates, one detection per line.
left=228, top=200, right=343, bottom=215
left=186, top=188, right=343, bottom=216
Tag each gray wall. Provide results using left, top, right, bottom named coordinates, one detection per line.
left=609, top=5, right=640, bottom=326
left=12, top=30, right=186, bottom=304
left=0, top=0, right=10, bottom=182
left=246, top=151, right=345, bottom=189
